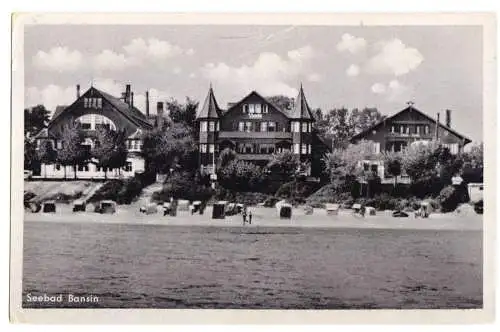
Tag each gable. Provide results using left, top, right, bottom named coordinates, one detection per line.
left=222, top=91, right=289, bottom=119
left=47, top=87, right=151, bottom=137
left=351, top=106, right=472, bottom=144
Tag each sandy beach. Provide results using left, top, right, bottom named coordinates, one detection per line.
left=24, top=203, right=483, bottom=231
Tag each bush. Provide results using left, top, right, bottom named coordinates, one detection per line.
left=212, top=188, right=270, bottom=206
left=90, top=175, right=147, bottom=204
left=153, top=171, right=214, bottom=202
left=305, top=184, right=352, bottom=206
left=437, top=185, right=461, bottom=213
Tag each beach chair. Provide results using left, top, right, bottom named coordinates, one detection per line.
left=72, top=200, right=86, bottom=212
left=42, top=201, right=56, bottom=213
left=212, top=201, right=227, bottom=219
left=325, top=203, right=339, bottom=216
left=279, top=204, right=292, bottom=219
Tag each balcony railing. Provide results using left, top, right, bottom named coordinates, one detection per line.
left=218, top=131, right=292, bottom=139
left=237, top=154, right=275, bottom=160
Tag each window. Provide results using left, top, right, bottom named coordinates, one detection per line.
left=84, top=97, right=103, bottom=109
left=260, top=122, right=268, bottom=132
left=391, top=126, right=395, bottom=133
left=209, top=121, right=215, bottom=131
left=425, top=125, right=430, bottom=135
left=400, top=125, right=405, bottom=134
left=216, top=122, right=220, bottom=131
left=416, top=126, right=421, bottom=135
left=209, top=144, right=215, bottom=153
left=263, top=104, right=269, bottom=113
left=56, top=141, right=62, bottom=149
left=245, top=121, right=252, bottom=132
left=248, top=104, right=255, bottom=114
left=200, top=121, right=207, bottom=132
left=363, top=162, right=370, bottom=171
left=255, top=104, right=262, bottom=114
left=244, top=144, right=253, bottom=154
left=302, top=123, right=308, bottom=133
left=123, top=162, right=133, bottom=172
left=373, top=142, right=381, bottom=154
left=259, top=144, right=275, bottom=154
left=293, top=143, right=300, bottom=154
left=268, top=122, right=276, bottom=132
left=308, top=144, right=312, bottom=154
left=301, top=144, right=307, bottom=154
left=406, top=126, right=410, bottom=134
left=238, top=122, right=245, bottom=132
left=200, top=144, right=207, bottom=153
left=78, top=164, right=89, bottom=172
left=242, top=104, right=249, bottom=113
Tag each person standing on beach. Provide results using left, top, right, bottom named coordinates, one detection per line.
left=248, top=211, right=252, bottom=224
left=242, top=210, right=247, bottom=225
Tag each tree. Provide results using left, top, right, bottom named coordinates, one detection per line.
left=266, top=95, right=295, bottom=111
left=56, top=123, right=88, bottom=179
left=383, top=152, right=402, bottom=187
left=349, top=107, right=385, bottom=134
left=166, top=97, right=199, bottom=129
left=266, top=151, right=301, bottom=181
left=24, top=139, right=38, bottom=171
left=314, top=107, right=384, bottom=149
left=92, top=127, right=128, bottom=179
left=24, top=105, right=51, bottom=137
left=218, top=160, right=262, bottom=192
left=217, top=148, right=237, bottom=170
left=323, top=140, right=379, bottom=195
left=141, top=122, right=196, bottom=174
left=37, top=140, right=57, bottom=177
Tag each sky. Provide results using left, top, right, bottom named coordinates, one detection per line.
left=24, top=25, right=483, bottom=142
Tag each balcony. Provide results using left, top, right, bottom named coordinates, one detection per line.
left=237, top=154, right=275, bottom=161
left=218, top=131, right=292, bottom=139
left=385, top=132, right=434, bottom=140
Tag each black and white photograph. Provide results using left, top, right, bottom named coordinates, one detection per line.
left=10, top=12, right=495, bottom=324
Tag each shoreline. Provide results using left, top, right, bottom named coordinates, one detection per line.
left=24, top=204, right=483, bottom=231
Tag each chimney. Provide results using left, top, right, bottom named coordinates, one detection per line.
left=130, top=92, right=134, bottom=108
left=445, top=109, right=451, bottom=128
left=76, top=84, right=81, bottom=99
left=157, top=102, right=164, bottom=128
left=436, top=112, right=440, bottom=140
left=125, top=84, right=131, bottom=105
left=145, top=91, right=150, bottom=117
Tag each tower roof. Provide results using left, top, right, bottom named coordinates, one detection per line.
left=196, top=85, right=222, bottom=119
left=289, top=84, right=314, bottom=120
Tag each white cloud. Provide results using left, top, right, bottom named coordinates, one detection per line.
left=336, top=33, right=367, bottom=54
left=26, top=85, right=77, bottom=113
left=189, top=73, right=197, bottom=79
left=201, top=46, right=315, bottom=97
left=371, top=82, right=386, bottom=94
left=93, top=50, right=133, bottom=72
left=307, top=73, right=322, bottom=82
left=371, top=79, right=411, bottom=102
left=32, top=47, right=83, bottom=72
left=89, top=38, right=189, bottom=72
left=366, top=39, right=424, bottom=76
left=173, top=67, right=182, bottom=75
left=123, top=38, right=183, bottom=62
left=346, top=64, right=360, bottom=77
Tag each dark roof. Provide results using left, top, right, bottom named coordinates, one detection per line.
left=222, top=90, right=290, bottom=118
left=49, top=87, right=153, bottom=130
left=196, top=86, right=222, bottom=119
left=33, top=128, right=54, bottom=139
left=350, top=105, right=472, bottom=144
left=52, top=105, right=68, bottom=121
left=98, top=89, right=152, bottom=129
left=288, top=84, right=314, bottom=120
